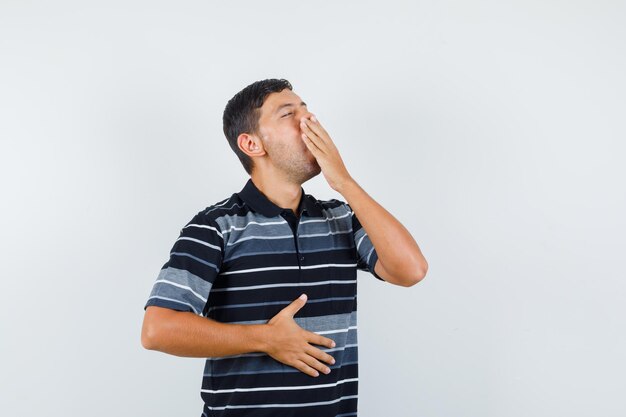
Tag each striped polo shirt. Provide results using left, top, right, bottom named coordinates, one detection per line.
left=144, top=177, right=385, bottom=417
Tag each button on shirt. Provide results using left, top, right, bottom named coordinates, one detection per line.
left=144, top=178, right=384, bottom=417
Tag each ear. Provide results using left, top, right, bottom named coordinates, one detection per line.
left=238, top=133, right=265, bottom=157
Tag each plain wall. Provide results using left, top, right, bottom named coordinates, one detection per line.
left=1, top=1, right=624, bottom=416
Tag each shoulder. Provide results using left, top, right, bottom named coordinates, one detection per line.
left=181, top=193, right=239, bottom=234
left=312, top=196, right=353, bottom=220
left=313, top=196, right=344, bottom=209
left=328, top=197, right=355, bottom=211
left=203, top=193, right=241, bottom=220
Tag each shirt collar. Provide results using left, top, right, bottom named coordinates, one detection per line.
left=238, top=178, right=323, bottom=218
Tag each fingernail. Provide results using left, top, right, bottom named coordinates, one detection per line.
left=331, top=341, right=336, bottom=347
left=311, top=116, right=317, bottom=122
left=300, top=293, right=306, bottom=300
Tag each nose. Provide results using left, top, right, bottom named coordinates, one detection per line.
left=298, top=108, right=314, bottom=123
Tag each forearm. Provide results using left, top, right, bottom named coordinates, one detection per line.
left=142, top=309, right=269, bottom=358
left=338, top=178, right=428, bottom=280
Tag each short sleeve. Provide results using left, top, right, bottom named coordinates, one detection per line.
left=144, top=212, right=224, bottom=316
left=346, top=203, right=385, bottom=281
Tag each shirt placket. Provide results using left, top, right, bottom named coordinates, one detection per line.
left=281, top=210, right=305, bottom=285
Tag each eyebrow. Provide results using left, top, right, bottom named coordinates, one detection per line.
left=274, top=101, right=307, bottom=115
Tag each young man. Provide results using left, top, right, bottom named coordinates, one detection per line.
left=141, top=78, right=428, bottom=417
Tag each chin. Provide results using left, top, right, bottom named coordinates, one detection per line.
left=309, top=165, right=322, bottom=179
left=298, top=165, right=320, bottom=184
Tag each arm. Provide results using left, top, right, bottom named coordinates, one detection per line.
left=141, top=300, right=337, bottom=379
left=339, top=179, right=428, bottom=287
left=141, top=211, right=335, bottom=374
left=141, top=305, right=268, bottom=357
left=141, top=212, right=260, bottom=358
left=298, top=115, right=428, bottom=286
left=337, top=178, right=428, bottom=287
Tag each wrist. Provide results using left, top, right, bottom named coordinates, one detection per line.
left=337, top=177, right=360, bottom=198
left=336, top=176, right=357, bottom=195
left=250, top=323, right=271, bottom=353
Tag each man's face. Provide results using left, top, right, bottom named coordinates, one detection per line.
left=255, top=89, right=321, bottom=183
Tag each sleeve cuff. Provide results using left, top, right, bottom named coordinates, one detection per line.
left=368, top=250, right=385, bottom=281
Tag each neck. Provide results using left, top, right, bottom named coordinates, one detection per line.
left=250, top=173, right=303, bottom=216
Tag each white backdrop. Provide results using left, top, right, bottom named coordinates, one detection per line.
left=1, top=1, right=624, bottom=416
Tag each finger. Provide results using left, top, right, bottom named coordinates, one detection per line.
left=305, top=344, right=336, bottom=366
left=300, top=119, right=322, bottom=145
left=303, top=117, right=328, bottom=142
left=301, top=133, right=323, bottom=154
left=307, top=115, right=333, bottom=145
left=307, top=331, right=336, bottom=349
left=294, top=359, right=321, bottom=377
left=282, top=294, right=307, bottom=317
left=299, top=354, right=330, bottom=376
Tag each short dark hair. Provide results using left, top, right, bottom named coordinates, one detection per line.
left=222, top=78, right=293, bottom=175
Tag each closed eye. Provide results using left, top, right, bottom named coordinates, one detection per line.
left=282, top=112, right=293, bottom=118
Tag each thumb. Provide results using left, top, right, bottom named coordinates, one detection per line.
left=284, top=293, right=307, bottom=317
